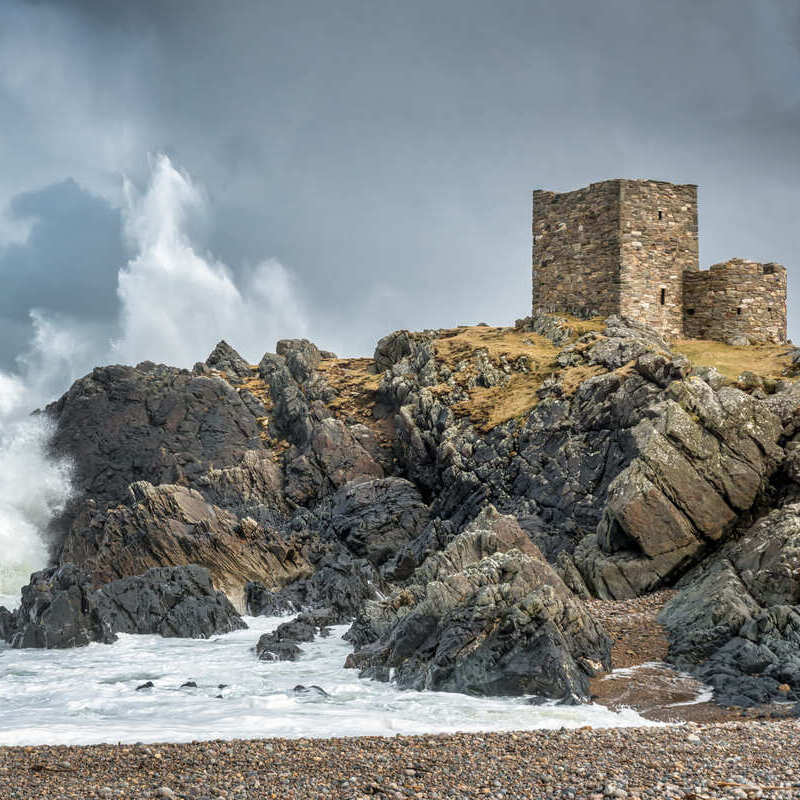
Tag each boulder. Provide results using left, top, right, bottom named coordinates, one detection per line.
left=5, top=564, right=114, bottom=648
left=245, top=581, right=297, bottom=616
left=205, top=340, right=253, bottom=379
left=94, top=565, right=246, bottom=638
left=4, top=564, right=244, bottom=648
left=344, top=508, right=610, bottom=700
left=328, top=478, right=430, bottom=572
left=588, top=316, right=671, bottom=370
left=276, top=339, right=322, bottom=384
left=0, top=606, right=13, bottom=640
left=259, top=353, right=314, bottom=447
left=255, top=610, right=333, bottom=661
left=374, top=331, right=413, bottom=372
left=659, top=503, right=800, bottom=707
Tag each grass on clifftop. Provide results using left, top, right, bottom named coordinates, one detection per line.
left=434, top=326, right=563, bottom=430
left=673, top=339, right=795, bottom=382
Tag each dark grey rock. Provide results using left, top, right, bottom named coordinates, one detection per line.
left=293, top=684, right=329, bottom=696
left=136, top=681, right=154, bottom=691
left=205, top=340, right=253, bottom=379
left=660, top=503, right=800, bottom=706
left=255, top=610, right=333, bottom=661
left=575, top=378, right=784, bottom=598
left=245, top=581, right=297, bottom=616
left=0, top=606, right=14, bottom=641
left=344, top=508, right=610, bottom=699
left=45, top=362, right=267, bottom=535
left=4, top=564, right=245, bottom=649
left=328, top=478, right=429, bottom=571
left=94, top=565, right=246, bottom=639
left=276, top=339, right=322, bottom=384
left=374, top=331, right=414, bottom=372
left=5, top=564, right=114, bottom=649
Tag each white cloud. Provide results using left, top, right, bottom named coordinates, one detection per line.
left=114, top=154, right=307, bottom=368
left=0, top=154, right=308, bottom=596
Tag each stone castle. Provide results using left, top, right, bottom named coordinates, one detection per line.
left=531, top=178, right=787, bottom=344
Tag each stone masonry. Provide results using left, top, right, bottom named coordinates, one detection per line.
left=684, top=259, right=787, bottom=344
left=532, top=178, right=787, bottom=343
left=617, top=180, right=698, bottom=339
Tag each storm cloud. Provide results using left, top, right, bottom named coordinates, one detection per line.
left=0, top=0, right=798, bottom=387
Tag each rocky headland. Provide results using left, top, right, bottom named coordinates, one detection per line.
left=3, top=313, right=800, bottom=724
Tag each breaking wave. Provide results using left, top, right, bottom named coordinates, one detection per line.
left=0, top=414, right=73, bottom=607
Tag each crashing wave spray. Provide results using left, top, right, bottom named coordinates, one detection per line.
left=0, top=154, right=306, bottom=607
left=0, top=413, right=73, bottom=608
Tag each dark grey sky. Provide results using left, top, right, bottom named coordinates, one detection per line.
left=1, top=0, right=798, bottom=375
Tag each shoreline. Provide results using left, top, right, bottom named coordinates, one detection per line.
left=2, top=722, right=799, bottom=799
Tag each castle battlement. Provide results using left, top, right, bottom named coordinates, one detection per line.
left=532, top=179, right=787, bottom=344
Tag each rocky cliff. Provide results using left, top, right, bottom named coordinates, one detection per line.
left=4, top=317, right=799, bottom=708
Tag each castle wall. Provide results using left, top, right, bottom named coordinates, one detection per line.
left=618, top=180, right=698, bottom=339
left=683, top=259, right=787, bottom=344
left=531, top=181, right=621, bottom=318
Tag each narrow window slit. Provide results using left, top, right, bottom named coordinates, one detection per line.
left=660, top=288, right=666, bottom=305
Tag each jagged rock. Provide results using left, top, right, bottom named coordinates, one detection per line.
left=575, top=378, right=784, bottom=598
left=693, top=365, right=727, bottom=391
left=4, top=564, right=244, bottom=648
left=60, top=482, right=310, bottom=610
left=259, top=353, right=314, bottom=447
left=634, top=352, right=690, bottom=388
left=5, top=564, right=114, bottom=648
left=276, top=339, right=322, bottom=384
left=660, top=504, right=800, bottom=706
left=45, top=361, right=267, bottom=532
left=194, top=450, right=286, bottom=520
left=310, top=418, right=384, bottom=489
left=514, top=313, right=575, bottom=346
left=94, top=565, right=246, bottom=638
left=328, top=478, right=430, bottom=572
left=374, top=331, right=414, bottom=372
left=245, top=581, right=296, bottom=616
left=0, top=606, right=13, bottom=640
left=247, top=550, right=381, bottom=624
left=588, top=316, right=671, bottom=370
left=205, top=340, right=253, bottom=379
left=344, top=508, right=610, bottom=699
left=255, top=610, right=333, bottom=661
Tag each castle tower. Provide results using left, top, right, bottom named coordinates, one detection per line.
left=683, top=259, right=787, bottom=344
left=532, top=179, right=698, bottom=338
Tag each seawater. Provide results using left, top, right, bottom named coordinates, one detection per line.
left=0, top=616, right=658, bottom=746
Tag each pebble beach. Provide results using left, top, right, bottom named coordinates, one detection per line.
left=1, top=721, right=799, bottom=800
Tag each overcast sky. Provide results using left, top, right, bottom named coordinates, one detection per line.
left=1, top=0, right=798, bottom=390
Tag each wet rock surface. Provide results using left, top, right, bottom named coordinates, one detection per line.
left=344, top=508, right=610, bottom=699
left=660, top=503, right=800, bottom=707
left=256, top=609, right=333, bottom=662
left=3, top=564, right=244, bottom=648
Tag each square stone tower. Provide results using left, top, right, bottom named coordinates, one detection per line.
left=532, top=179, right=698, bottom=338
